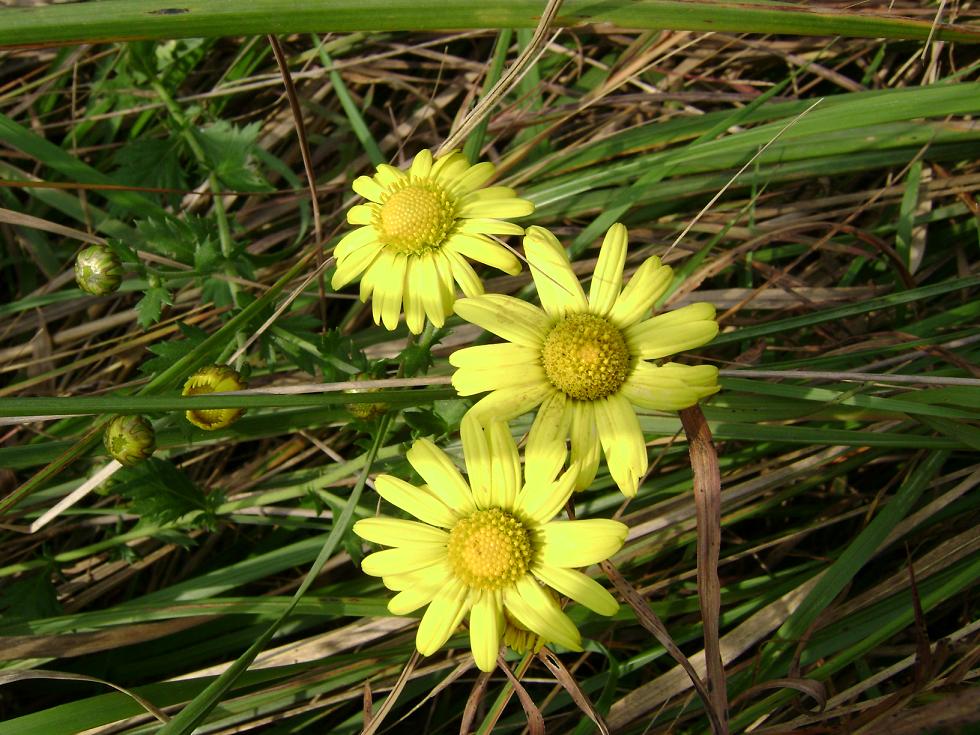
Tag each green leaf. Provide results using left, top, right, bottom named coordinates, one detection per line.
left=109, top=457, right=208, bottom=525
left=111, top=136, right=188, bottom=196
left=0, top=571, right=62, bottom=623
left=193, top=120, right=272, bottom=192
left=135, top=285, right=173, bottom=328
left=139, top=323, right=209, bottom=377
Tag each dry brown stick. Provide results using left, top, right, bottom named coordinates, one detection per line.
left=361, top=650, right=420, bottom=735
left=268, top=34, right=326, bottom=327
left=680, top=405, right=729, bottom=733
left=600, top=559, right=726, bottom=734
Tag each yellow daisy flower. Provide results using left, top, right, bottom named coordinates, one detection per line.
left=331, top=149, right=534, bottom=334
left=450, top=223, right=720, bottom=497
left=352, top=416, right=626, bottom=672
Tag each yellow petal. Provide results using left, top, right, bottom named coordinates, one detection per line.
left=332, top=241, right=380, bottom=289
left=537, top=519, right=627, bottom=567
left=368, top=250, right=397, bottom=327
left=504, top=576, right=581, bottom=651
left=352, top=175, right=385, bottom=203
left=416, top=580, right=471, bottom=656
left=403, top=258, right=427, bottom=334
left=624, top=302, right=718, bottom=358
left=569, top=402, right=601, bottom=492
left=445, top=249, right=485, bottom=298
left=447, top=233, right=521, bottom=276
left=380, top=253, right=407, bottom=331
left=450, top=343, right=540, bottom=370
left=466, top=382, right=554, bottom=424
left=407, top=438, right=476, bottom=515
left=588, top=223, right=627, bottom=317
left=457, top=218, right=525, bottom=236
left=461, top=412, right=492, bottom=509
left=595, top=394, right=647, bottom=497
left=523, top=226, right=587, bottom=318
left=374, top=474, right=457, bottom=528
left=453, top=161, right=496, bottom=193
left=417, top=254, right=451, bottom=328
left=334, top=225, right=378, bottom=261
left=533, top=564, right=619, bottom=616
left=469, top=590, right=503, bottom=672
left=488, top=421, right=520, bottom=510
left=433, top=252, right=456, bottom=318
left=430, top=151, right=470, bottom=183
left=451, top=362, right=548, bottom=397
left=374, top=163, right=406, bottom=188
left=389, top=583, right=439, bottom=615
left=515, top=464, right=577, bottom=525
left=453, top=294, right=550, bottom=348
left=409, top=149, right=433, bottom=179
left=353, top=517, right=449, bottom=547
left=383, top=560, right=450, bottom=592
left=608, top=256, right=672, bottom=328
left=361, top=545, right=447, bottom=576
left=621, top=362, right=718, bottom=410
left=524, top=390, right=571, bottom=487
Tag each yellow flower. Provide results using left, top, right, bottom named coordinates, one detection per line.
left=331, top=149, right=534, bottom=334
left=450, top=223, right=719, bottom=497
left=181, top=365, right=247, bottom=430
left=353, top=416, right=626, bottom=672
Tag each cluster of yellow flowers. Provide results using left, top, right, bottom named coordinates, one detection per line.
left=338, top=150, right=720, bottom=672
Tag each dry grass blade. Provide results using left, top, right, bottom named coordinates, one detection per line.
left=600, top=559, right=726, bottom=734
left=496, top=654, right=545, bottom=735
left=361, top=650, right=420, bottom=735
left=680, top=405, right=729, bottom=733
left=537, top=648, right=610, bottom=735
left=459, top=670, right=493, bottom=735
left=737, top=677, right=828, bottom=716
left=0, top=670, right=170, bottom=724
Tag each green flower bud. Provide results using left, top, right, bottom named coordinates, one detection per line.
left=182, top=365, right=248, bottom=430
left=344, top=377, right=388, bottom=420
left=75, top=244, right=123, bottom=296
left=103, top=414, right=156, bottom=466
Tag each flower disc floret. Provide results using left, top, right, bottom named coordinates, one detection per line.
left=542, top=313, right=631, bottom=401
left=447, top=508, right=532, bottom=590
left=377, top=181, right=456, bottom=254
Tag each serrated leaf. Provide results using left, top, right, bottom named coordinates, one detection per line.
left=109, top=457, right=207, bottom=525
left=194, top=120, right=273, bottom=192
left=139, top=323, right=208, bottom=376
left=111, top=136, right=188, bottom=195
left=0, top=571, right=62, bottom=624
left=136, top=285, right=173, bottom=328
left=403, top=409, right=446, bottom=438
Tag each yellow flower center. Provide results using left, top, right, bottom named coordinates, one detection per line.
left=447, top=508, right=532, bottom=590
left=377, top=182, right=456, bottom=254
left=541, top=313, right=631, bottom=401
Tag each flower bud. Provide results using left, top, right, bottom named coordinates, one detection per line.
left=75, top=244, right=123, bottom=296
left=181, top=365, right=247, bottom=430
left=103, top=414, right=156, bottom=466
left=344, top=377, right=388, bottom=420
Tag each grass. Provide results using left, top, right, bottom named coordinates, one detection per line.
left=1, top=1, right=979, bottom=733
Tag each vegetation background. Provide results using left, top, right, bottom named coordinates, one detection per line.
left=0, top=1, right=978, bottom=733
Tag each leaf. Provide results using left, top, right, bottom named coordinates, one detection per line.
left=136, top=285, right=173, bottom=328
left=139, top=322, right=208, bottom=377
left=0, top=571, right=62, bottom=623
left=109, top=457, right=208, bottom=525
left=194, top=120, right=273, bottom=192
left=111, top=136, right=188, bottom=196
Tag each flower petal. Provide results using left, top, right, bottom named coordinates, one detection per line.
left=621, top=362, right=719, bottom=410
left=537, top=519, right=628, bottom=568
left=454, top=294, right=551, bottom=348
left=361, top=545, right=447, bottom=576
left=407, top=438, right=476, bottom=515
left=469, top=590, right=503, bottom=672
left=431, top=151, right=470, bottom=184
left=524, top=390, right=571, bottom=488
left=367, top=250, right=397, bottom=327
left=624, top=302, right=718, bottom=359
left=524, top=226, right=588, bottom=318
left=374, top=474, right=458, bottom=528
left=488, top=421, right=520, bottom=510
left=445, top=249, right=485, bottom=298
left=595, top=393, right=647, bottom=497
left=447, top=233, right=521, bottom=276
left=452, top=362, right=548, bottom=397
left=516, top=463, right=577, bottom=525
left=410, top=149, right=433, bottom=179
left=417, top=254, right=452, bottom=328
left=457, top=218, right=525, bottom=236
left=466, top=382, right=554, bottom=425
left=334, top=225, right=378, bottom=261
left=384, top=560, right=451, bottom=593
left=379, top=253, right=407, bottom=330
left=569, top=402, right=601, bottom=492
left=388, top=582, right=439, bottom=615
left=459, top=192, right=534, bottom=219
left=461, top=412, right=492, bottom=509
left=453, top=161, right=496, bottom=194
left=403, top=257, right=427, bottom=334
left=374, top=163, right=406, bottom=188
left=504, top=576, right=581, bottom=651
left=450, top=343, right=541, bottom=370
left=588, top=223, right=627, bottom=317
left=352, top=175, right=385, bottom=203
left=416, top=579, right=471, bottom=656
left=608, top=256, right=673, bottom=328
left=346, top=204, right=374, bottom=226
left=533, top=564, right=619, bottom=616
left=332, top=240, right=381, bottom=289
left=353, top=517, right=449, bottom=547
